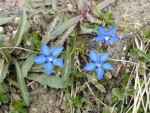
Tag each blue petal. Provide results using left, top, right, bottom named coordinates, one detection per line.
left=102, top=62, right=114, bottom=70
left=99, top=52, right=109, bottom=62
left=98, top=26, right=106, bottom=35
left=93, top=36, right=104, bottom=42
left=44, top=62, right=54, bottom=75
left=84, top=63, right=96, bottom=71
left=34, top=55, right=46, bottom=64
left=105, top=40, right=110, bottom=46
left=96, top=68, right=104, bottom=80
left=89, top=50, right=99, bottom=62
left=41, top=44, right=50, bottom=56
left=110, top=36, right=121, bottom=41
left=53, top=58, right=64, bottom=67
left=108, top=27, right=116, bottom=35
left=52, top=46, right=64, bottom=57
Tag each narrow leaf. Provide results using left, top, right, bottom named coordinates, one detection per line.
left=0, top=17, right=13, bottom=25
left=6, top=78, right=20, bottom=89
left=14, top=59, right=30, bottom=106
left=25, top=0, right=51, bottom=8
left=11, top=11, right=28, bottom=47
left=21, top=53, right=37, bottom=77
left=62, top=47, right=72, bottom=81
left=0, top=59, right=9, bottom=83
left=42, top=15, right=82, bottom=44
left=0, top=82, right=8, bottom=93
left=95, top=84, right=106, bottom=93
left=27, top=73, right=66, bottom=89
left=135, top=48, right=150, bottom=62
left=0, top=41, right=13, bottom=63
left=102, top=106, right=111, bottom=113
left=87, top=74, right=106, bottom=92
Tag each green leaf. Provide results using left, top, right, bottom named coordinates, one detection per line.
left=0, top=92, right=9, bottom=104
left=27, top=73, right=66, bottom=89
left=135, top=48, right=150, bottom=62
left=112, top=88, right=124, bottom=100
left=102, top=106, right=111, bottom=113
left=0, top=82, right=8, bottom=93
left=25, top=0, right=51, bottom=8
left=14, top=59, right=30, bottom=106
left=87, top=74, right=106, bottom=92
left=6, top=78, right=19, bottom=89
left=21, top=53, right=37, bottom=77
left=95, top=83, right=106, bottom=93
left=42, top=15, right=82, bottom=44
left=0, top=58, right=9, bottom=83
left=17, top=51, right=32, bottom=59
left=112, top=88, right=120, bottom=96
left=0, top=17, right=13, bottom=25
left=11, top=11, right=29, bottom=48
left=92, top=5, right=101, bottom=17
left=0, top=41, right=13, bottom=63
left=62, top=47, right=72, bottom=81
left=80, top=23, right=98, bottom=34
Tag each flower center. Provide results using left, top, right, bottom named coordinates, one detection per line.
left=105, top=36, right=109, bottom=40
left=96, top=61, right=102, bottom=68
left=47, top=55, right=53, bottom=62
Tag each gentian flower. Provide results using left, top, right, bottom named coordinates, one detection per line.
left=34, top=44, right=64, bottom=75
left=93, top=26, right=121, bottom=45
left=84, top=50, right=114, bottom=80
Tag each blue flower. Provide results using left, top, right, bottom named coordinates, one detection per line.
left=93, top=26, right=121, bottom=45
left=34, top=44, right=64, bottom=75
left=84, top=50, right=114, bottom=80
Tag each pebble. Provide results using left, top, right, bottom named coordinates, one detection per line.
left=15, top=17, right=20, bottom=24
left=123, top=46, right=127, bottom=51
left=0, top=27, right=4, bottom=33
left=12, top=30, right=17, bottom=36
left=8, top=25, right=14, bottom=31
left=1, top=10, right=9, bottom=18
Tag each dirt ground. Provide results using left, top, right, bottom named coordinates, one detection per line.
left=0, top=0, right=150, bottom=113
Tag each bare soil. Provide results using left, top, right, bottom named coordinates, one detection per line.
left=0, top=0, right=149, bottom=113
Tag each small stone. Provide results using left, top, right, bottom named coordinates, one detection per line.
left=123, top=46, right=127, bottom=51
left=12, top=30, right=17, bottom=36
left=1, top=10, right=9, bottom=18
left=0, top=27, right=4, bottom=33
left=8, top=25, right=14, bottom=31
left=15, top=17, right=20, bottom=24
left=26, top=40, right=31, bottom=46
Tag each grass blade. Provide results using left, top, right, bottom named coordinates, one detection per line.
left=0, top=41, right=13, bottom=63
left=0, top=59, right=9, bottom=83
left=0, top=17, right=13, bottom=25
left=42, top=15, right=82, bottom=44
left=135, top=48, right=150, bottom=62
left=14, top=59, right=30, bottom=106
left=21, top=53, right=37, bottom=77
left=11, top=11, right=29, bottom=47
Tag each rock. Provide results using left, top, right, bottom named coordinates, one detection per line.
left=15, top=17, right=20, bottom=24
left=12, top=6, right=21, bottom=16
left=0, top=27, right=4, bottom=33
left=12, top=30, right=17, bottom=37
left=8, top=25, right=14, bottom=31
left=1, top=10, right=9, bottom=18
